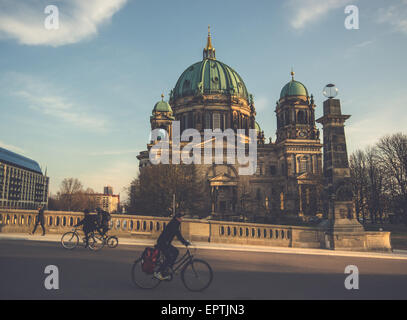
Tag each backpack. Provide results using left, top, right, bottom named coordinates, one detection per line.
left=141, top=247, right=160, bottom=274
left=102, top=211, right=111, bottom=222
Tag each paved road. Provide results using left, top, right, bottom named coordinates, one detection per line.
left=0, top=239, right=406, bottom=300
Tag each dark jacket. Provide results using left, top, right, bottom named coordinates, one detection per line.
left=75, top=215, right=98, bottom=233
left=157, top=217, right=189, bottom=247
left=36, top=208, right=45, bottom=223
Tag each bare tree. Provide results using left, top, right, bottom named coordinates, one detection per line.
left=350, top=150, right=368, bottom=222
left=129, top=164, right=205, bottom=217
left=377, top=133, right=407, bottom=224
left=365, top=147, right=386, bottom=224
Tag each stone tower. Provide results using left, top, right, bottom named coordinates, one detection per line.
left=317, top=98, right=365, bottom=249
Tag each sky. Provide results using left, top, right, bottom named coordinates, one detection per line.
left=0, top=0, right=406, bottom=199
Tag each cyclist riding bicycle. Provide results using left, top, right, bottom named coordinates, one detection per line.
left=154, top=211, right=191, bottom=280
left=96, top=207, right=111, bottom=238
left=74, top=209, right=98, bottom=248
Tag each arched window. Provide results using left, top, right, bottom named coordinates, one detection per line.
left=213, top=113, right=221, bottom=129
left=256, top=189, right=262, bottom=201
left=205, top=113, right=211, bottom=129
left=299, top=156, right=309, bottom=173
left=297, top=110, right=305, bottom=124
left=280, top=192, right=284, bottom=210
left=285, top=110, right=290, bottom=125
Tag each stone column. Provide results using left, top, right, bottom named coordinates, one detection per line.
left=316, top=98, right=365, bottom=250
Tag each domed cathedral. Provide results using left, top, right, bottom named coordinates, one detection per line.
left=137, top=28, right=323, bottom=221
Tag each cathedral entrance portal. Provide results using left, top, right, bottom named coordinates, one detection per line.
left=209, top=174, right=238, bottom=218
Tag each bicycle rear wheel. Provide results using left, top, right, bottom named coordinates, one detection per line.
left=88, top=234, right=104, bottom=251
left=107, top=236, right=118, bottom=248
left=61, top=232, right=79, bottom=250
left=181, top=259, right=213, bottom=292
left=131, top=258, right=161, bottom=289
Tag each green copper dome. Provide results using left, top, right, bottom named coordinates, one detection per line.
left=153, top=97, right=172, bottom=114
left=280, top=72, right=308, bottom=99
left=280, top=80, right=308, bottom=98
left=172, top=59, right=249, bottom=100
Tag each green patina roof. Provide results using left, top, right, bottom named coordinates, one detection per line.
left=280, top=80, right=308, bottom=99
left=172, top=59, right=249, bottom=100
left=153, top=100, right=173, bottom=113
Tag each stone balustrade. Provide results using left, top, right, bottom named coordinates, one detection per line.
left=0, top=209, right=391, bottom=251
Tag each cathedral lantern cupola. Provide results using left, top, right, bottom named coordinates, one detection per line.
left=203, top=25, right=216, bottom=60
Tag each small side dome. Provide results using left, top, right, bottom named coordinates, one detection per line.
left=153, top=94, right=173, bottom=114
left=280, top=70, right=308, bottom=99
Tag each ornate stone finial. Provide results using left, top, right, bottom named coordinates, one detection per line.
left=161, top=93, right=164, bottom=101
left=203, top=25, right=216, bottom=60
left=290, top=67, right=295, bottom=80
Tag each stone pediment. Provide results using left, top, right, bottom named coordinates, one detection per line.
left=297, top=172, right=319, bottom=182
left=209, top=173, right=237, bottom=186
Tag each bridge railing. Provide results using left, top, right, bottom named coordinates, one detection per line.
left=0, top=209, right=324, bottom=248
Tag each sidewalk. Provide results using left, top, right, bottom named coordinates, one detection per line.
left=1, top=232, right=407, bottom=260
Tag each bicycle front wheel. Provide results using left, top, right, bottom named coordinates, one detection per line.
left=181, top=259, right=213, bottom=292
left=131, top=258, right=161, bottom=289
left=61, top=232, right=79, bottom=250
left=107, top=236, right=118, bottom=248
left=88, top=234, right=104, bottom=251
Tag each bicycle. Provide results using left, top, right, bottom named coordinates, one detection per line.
left=131, top=245, right=213, bottom=292
left=61, top=227, right=104, bottom=251
left=92, top=231, right=119, bottom=249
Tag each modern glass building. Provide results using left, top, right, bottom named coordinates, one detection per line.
left=0, top=147, right=49, bottom=209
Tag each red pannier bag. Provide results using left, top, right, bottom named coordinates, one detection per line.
left=141, top=247, right=160, bottom=274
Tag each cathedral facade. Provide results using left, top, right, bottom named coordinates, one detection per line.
left=137, top=29, right=323, bottom=221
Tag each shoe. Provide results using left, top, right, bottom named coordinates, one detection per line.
left=154, top=272, right=170, bottom=281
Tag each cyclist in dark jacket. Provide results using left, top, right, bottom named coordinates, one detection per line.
left=75, top=209, right=98, bottom=248
left=31, top=205, right=46, bottom=235
left=154, top=212, right=190, bottom=280
left=96, top=207, right=110, bottom=238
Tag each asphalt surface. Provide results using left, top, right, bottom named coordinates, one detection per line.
left=1, top=239, right=407, bottom=300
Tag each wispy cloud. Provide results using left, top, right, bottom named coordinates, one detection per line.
left=286, top=0, right=354, bottom=30
left=344, top=39, right=375, bottom=59
left=0, top=140, right=25, bottom=154
left=0, top=0, right=128, bottom=46
left=377, top=0, right=407, bottom=35
left=5, top=73, right=108, bottom=132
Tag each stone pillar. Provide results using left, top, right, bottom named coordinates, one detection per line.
left=317, top=98, right=365, bottom=250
